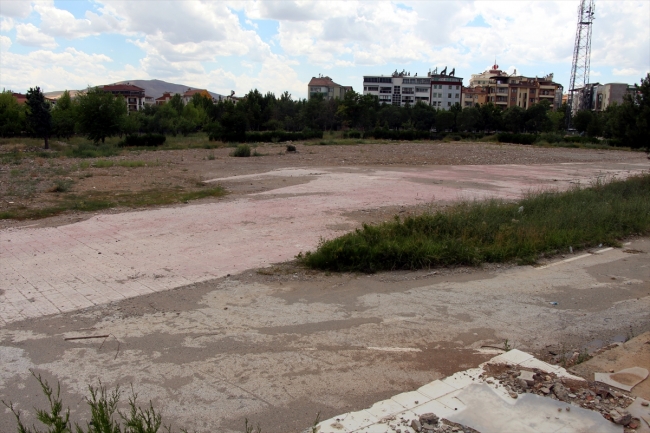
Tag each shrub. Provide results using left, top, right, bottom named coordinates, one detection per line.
left=343, top=130, right=362, bottom=139
left=363, top=128, right=431, bottom=140
left=50, top=179, right=73, bottom=193
left=496, top=133, right=538, bottom=145
left=93, top=159, right=114, bottom=168
left=232, top=144, right=251, bottom=157
left=286, top=144, right=297, bottom=152
left=118, top=134, right=167, bottom=147
left=64, top=143, right=120, bottom=158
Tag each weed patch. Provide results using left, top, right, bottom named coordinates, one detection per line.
left=231, top=144, right=251, bottom=157
left=64, top=143, right=121, bottom=158
left=0, top=186, right=226, bottom=220
left=299, top=174, right=650, bottom=272
left=93, top=159, right=114, bottom=168
left=49, top=179, right=73, bottom=193
left=118, top=160, right=146, bottom=168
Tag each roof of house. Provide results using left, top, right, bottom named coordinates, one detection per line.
left=183, top=88, right=211, bottom=98
left=155, top=92, right=175, bottom=101
left=102, top=84, right=145, bottom=92
left=308, top=76, right=341, bottom=87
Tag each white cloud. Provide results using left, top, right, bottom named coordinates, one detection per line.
left=613, top=68, right=641, bottom=76
left=1, top=17, right=14, bottom=32
left=0, top=0, right=32, bottom=18
left=32, top=1, right=123, bottom=38
left=0, top=35, right=11, bottom=50
left=15, top=22, right=57, bottom=48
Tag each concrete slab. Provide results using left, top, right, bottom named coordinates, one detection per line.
left=595, top=367, right=649, bottom=392
left=2, top=162, right=648, bottom=325
left=448, top=384, right=622, bottom=433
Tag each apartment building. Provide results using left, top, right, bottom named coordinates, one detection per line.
left=572, top=83, right=635, bottom=114
left=102, top=84, right=146, bottom=112
left=362, top=68, right=462, bottom=110
left=461, top=86, right=488, bottom=108
left=468, top=64, right=563, bottom=110
left=308, top=76, right=352, bottom=100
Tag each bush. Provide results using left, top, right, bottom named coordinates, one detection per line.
left=118, top=134, right=167, bottom=147
left=538, top=133, right=563, bottom=144
left=64, top=143, right=120, bottom=158
left=496, top=133, right=538, bottom=145
left=232, top=144, right=251, bottom=157
left=211, top=129, right=323, bottom=143
left=363, top=128, right=431, bottom=140
left=286, top=144, right=297, bottom=152
left=299, top=174, right=650, bottom=272
left=343, top=130, right=362, bottom=139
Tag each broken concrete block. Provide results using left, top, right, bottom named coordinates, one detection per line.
left=594, top=367, right=649, bottom=392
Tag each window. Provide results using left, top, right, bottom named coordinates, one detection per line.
left=448, top=85, right=452, bottom=89
left=366, top=86, right=378, bottom=91
left=402, top=87, right=414, bottom=94
left=530, top=89, right=536, bottom=95
left=512, top=88, right=517, bottom=94
left=403, top=78, right=416, bottom=84
left=455, top=94, right=459, bottom=98
left=364, top=77, right=378, bottom=83
left=364, top=87, right=367, bottom=91
left=415, top=87, right=429, bottom=93
left=416, top=79, right=429, bottom=84
left=379, top=77, right=392, bottom=83
left=447, top=102, right=451, bottom=107
left=456, top=85, right=460, bottom=90
left=379, top=95, right=391, bottom=101
left=380, top=87, right=392, bottom=93
left=448, top=93, right=452, bottom=98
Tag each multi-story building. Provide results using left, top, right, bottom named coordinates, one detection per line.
left=571, top=83, right=635, bottom=114
left=461, top=86, right=488, bottom=108
left=307, top=76, right=352, bottom=100
left=362, top=68, right=462, bottom=110
left=102, top=84, right=146, bottom=112
left=468, top=64, right=563, bottom=110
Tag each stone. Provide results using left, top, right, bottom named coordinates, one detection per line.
left=419, top=413, right=439, bottom=426
left=552, top=383, right=570, bottom=401
left=540, top=387, right=551, bottom=395
left=641, top=401, right=649, bottom=407
left=609, top=408, right=632, bottom=426
left=509, top=391, right=518, bottom=399
left=519, top=370, right=536, bottom=385
left=568, top=393, right=576, bottom=399
left=411, top=419, right=421, bottom=432
left=518, top=378, right=529, bottom=389
left=628, top=420, right=639, bottom=429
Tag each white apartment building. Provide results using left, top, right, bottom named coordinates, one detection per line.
left=362, top=69, right=462, bottom=110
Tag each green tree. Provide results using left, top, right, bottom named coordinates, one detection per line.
left=456, top=106, right=481, bottom=132
left=52, top=90, right=76, bottom=139
left=0, top=90, right=25, bottom=137
left=572, top=109, right=593, bottom=134
left=169, top=93, right=184, bottom=115
left=502, top=106, right=525, bottom=132
left=25, top=86, right=53, bottom=149
left=75, top=87, right=127, bottom=143
left=436, top=110, right=456, bottom=132
left=524, top=100, right=552, bottom=132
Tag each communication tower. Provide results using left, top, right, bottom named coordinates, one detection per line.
left=566, top=0, right=595, bottom=127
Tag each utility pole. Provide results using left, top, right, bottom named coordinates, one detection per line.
left=566, top=0, right=595, bottom=128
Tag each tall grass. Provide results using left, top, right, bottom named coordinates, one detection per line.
left=300, top=174, right=650, bottom=272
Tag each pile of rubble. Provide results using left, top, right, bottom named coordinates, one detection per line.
left=481, top=364, right=643, bottom=431
left=378, top=413, right=478, bottom=433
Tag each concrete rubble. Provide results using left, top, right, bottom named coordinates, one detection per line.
left=312, top=349, right=648, bottom=433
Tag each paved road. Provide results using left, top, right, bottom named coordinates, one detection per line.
left=1, top=239, right=648, bottom=433
left=1, top=161, right=647, bottom=325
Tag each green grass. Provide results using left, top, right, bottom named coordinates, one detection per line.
left=93, top=159, right=114, bottom=168
left=231, top=144, right=251, bottom=157
left=0, top=186, right=226, bottom=220
left=299, top=174, right=650, bottom=272
left=118, top=160, right=146, bottom=168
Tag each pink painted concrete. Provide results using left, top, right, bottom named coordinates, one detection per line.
left=1, top=162, right=647, bottom=325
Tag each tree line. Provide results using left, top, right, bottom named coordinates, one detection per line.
left=0, top=73, right=647, bottom=150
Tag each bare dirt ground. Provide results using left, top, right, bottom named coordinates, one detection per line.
left=0, top=140, right=644, bottom=229
left=1, top=141, right=649, bottom=432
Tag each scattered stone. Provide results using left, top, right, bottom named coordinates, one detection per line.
left=509, top=391, right=518, bottom=399
left=552, top=383, right=570, bottom=401
left=609, top=408, right=631, bottom=425
left=517, top=378, right=529, bottom=389
left=628, top=420, right=639, bottom=429
left=420, top=413, right=439, bottom=426
left=641, top=401, right=649, bottom=407
left=411, top=419, right=421, bottom=432
left=540, top=387, right=551, bottom=395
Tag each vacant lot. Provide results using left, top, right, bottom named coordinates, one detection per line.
left=0, top=136, right=644, bottom=226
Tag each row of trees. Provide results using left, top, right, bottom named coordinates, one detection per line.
left=1, top=73, right=648, bottom=150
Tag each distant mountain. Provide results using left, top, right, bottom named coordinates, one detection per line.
left=44, top=79, right=224, bottom=101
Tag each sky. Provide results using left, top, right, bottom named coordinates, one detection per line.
left=1, top=0, right=649, bottom=99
